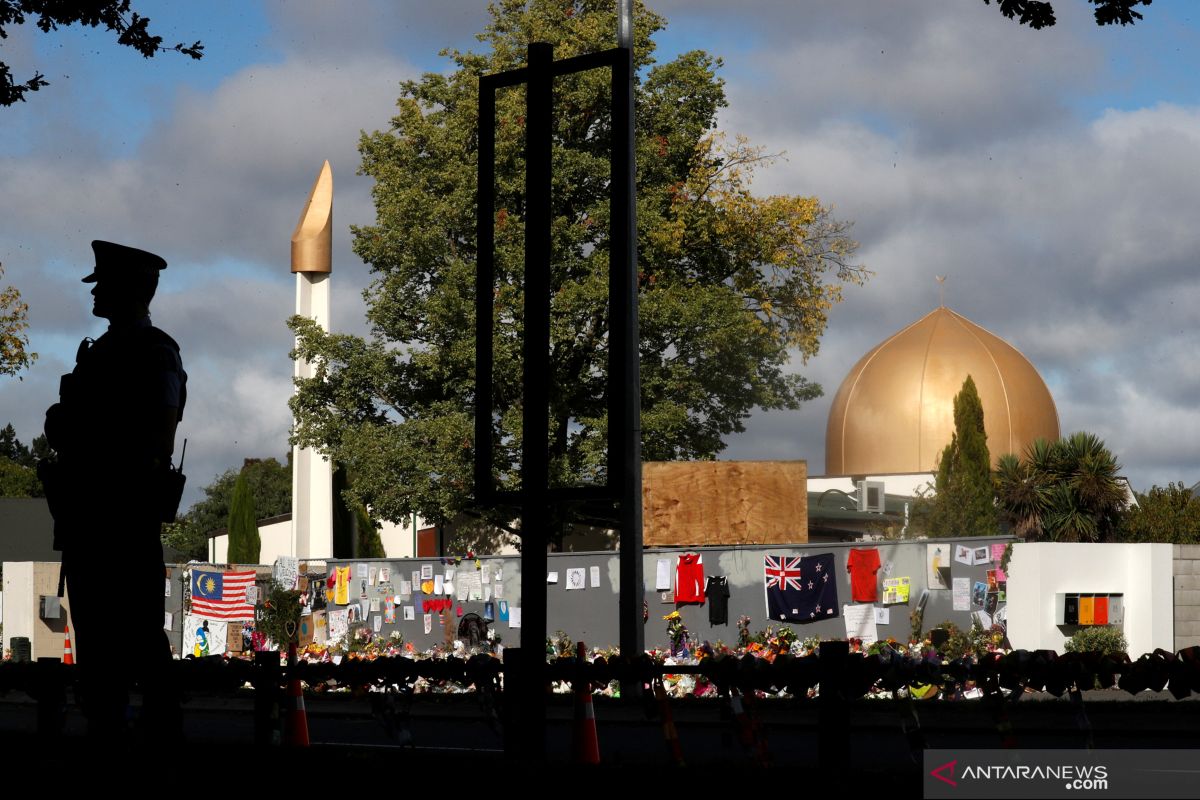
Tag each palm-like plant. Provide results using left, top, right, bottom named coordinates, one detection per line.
left=995, top=432, right=1126, bottom=542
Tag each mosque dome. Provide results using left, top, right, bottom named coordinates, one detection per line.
left=825, top=306, right=1060, bottom=475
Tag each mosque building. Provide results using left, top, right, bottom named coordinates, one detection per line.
left=808, top=305, right=1060, bottom=538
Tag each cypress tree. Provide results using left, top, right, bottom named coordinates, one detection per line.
left=226, top=470, right=261, bottom=563
left=931, top=375, right=998, bottom=537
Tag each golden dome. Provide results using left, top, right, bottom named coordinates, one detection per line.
left=825, top=307, right=1059, bottom=475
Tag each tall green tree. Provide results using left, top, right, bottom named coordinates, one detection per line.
left=289, top=0, right=866, bottom=542
left=225, top=469, right=260, bottom=564
left=929, top=375, right=998, bottom=537
left=995, top=432, right=1126, bottom=542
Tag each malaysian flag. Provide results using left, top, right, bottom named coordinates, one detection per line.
left=191, top=570, right=257, bottom=621
left=764, top=553, right=839, bottom=623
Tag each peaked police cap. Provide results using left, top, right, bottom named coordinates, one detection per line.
left=82, top=240, right=168, bottom=283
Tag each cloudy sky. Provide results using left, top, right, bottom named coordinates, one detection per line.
left=2, top=0, right=1199, bottom=509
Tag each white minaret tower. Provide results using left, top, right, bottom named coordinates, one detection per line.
left=290, top=161, right=334, bottom=558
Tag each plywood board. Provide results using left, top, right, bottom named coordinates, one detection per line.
left=642, top=461, right=808, bottom=546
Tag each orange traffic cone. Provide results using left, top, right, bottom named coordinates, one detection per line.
left=62, top=624, right=74, bottom=665
left=573, top=642, right=600, bottom=764
left=653, top=678, right=685, bottom=767
left=283, top=644, right=310, bottom=747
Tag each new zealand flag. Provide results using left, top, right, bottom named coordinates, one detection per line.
left=764, top=553, right=839, bottom=623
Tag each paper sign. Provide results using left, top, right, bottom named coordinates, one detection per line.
left=655, top=559, right=671, bottom=591
left=881, top=560, right=894, bottom=577
left=370, top=597, right=381, bottom=613
left=165, top=578, right=172, bottom=597
left=356, top=563, right=368, bottom=579
left=484, top=601, right=495, bottom=620
left=434, top=575, right=444, bottom=595
left=590, top=565, right=601, bottom=588
left=991, top=543, right=1006, bottom=563
left=843, top=604, right=878, bottom=645
left=379, top=567, right=391, bottom=584
left=421, top=565, right=433, bottom=580
left=952, top=577, right=970, bottom=611
left=972, top=546, right=990, bottom=565
left=995, top=568, right=1007, bottom=582
left=245, top=585, right=258, bottom=606
left=369, top=566, right=378, bottom=586
left=566, top=568, right=586, bottom=590
left=411, top=571, right=421, bottom=588
left=874, top=606, right=890, bottom=625
left=509, top=606, right=522, bottom=628
left=373, top=615, right=382, bottom=633
left=498, top=600, right=509, bottom=622
left=274, top=556, right=299, bottom=589
left=974, top=609, right=992, bottom=630
left=483, top=585, right=492, bottom=602
left=164, top=612, right=172, bottom=630
left=403, top=605, right=415, bottom=621
left=547, top=572, right=559, bottom=584
left=972, top=581, right=987, bottom=609
left=385, top=600, right=396, bottom=624
left=423, top=613, right=433, bottom=634
left=360, top=598, right=370, bottom=619
left=314, top=611, right=328, bottom=645
left=494, top=581, right=504, bottom=599
left=400, top=580, right=412, bottom=597
left=495, top=567, right=503, bottom=581
left=954, top=544, right=973, bottom=566
left=481, top=564, right=491, bottom=583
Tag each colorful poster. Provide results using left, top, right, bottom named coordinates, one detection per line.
left=183, top=615, right=227, bottom=657
left=882, top=577, right=911, bottom=604
left=927, top=544, right=950, bottom=589
left=385, top=600, right=396, bottom=624
left=379, top=567, right=391, bottom=584
left=971, top=581, right=987, bottom=609
left=954, top=544, right=973, bottom=566
left=498, top=600, right=510, bottom=622
left=991, top=543, right=1006, bottom=563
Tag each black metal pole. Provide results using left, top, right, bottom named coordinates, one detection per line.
left=517, top=40, right=554, bottom=761
left=612, top=41, right=644, bottom=663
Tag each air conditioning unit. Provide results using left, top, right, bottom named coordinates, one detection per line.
left=856, top=480, right=885, bottom=513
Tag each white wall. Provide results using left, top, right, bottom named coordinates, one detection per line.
left=2, top=561, right=34, bottom=654
left=210, top=518, right=293, bottom=565
left=808, top=473, right=935, bottom=498
left=1007, top=542, right=1173, bottom=656
left=379, top=517, right=417, bottom=559
left=2, top=562, right=72, bottom=660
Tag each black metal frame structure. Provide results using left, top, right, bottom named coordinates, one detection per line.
left=475, top=42, right=643, bottom=757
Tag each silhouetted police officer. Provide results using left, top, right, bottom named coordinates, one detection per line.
left=42, top=240, right=186, bottom=739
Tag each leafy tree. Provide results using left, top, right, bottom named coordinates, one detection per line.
left=0, top=456, right=40, bottom=496
left=995, top=432, right=1126, bottom=542
left=929, top=376, right=998, bottom=537
left=0, top=264, right=35, bottom=377
left=289, top=0, right=866, bottom=544
left=0, top=0, right=203, bottom=106
left=225, top=470, right=260, bottom=564
left=162, top=456, right=290, bottom=561
left=1116, top=482, right=1200, bottom=544
left=0, top=423, right=45, bottom=496
left=982, top=0, right=1152, bottom=30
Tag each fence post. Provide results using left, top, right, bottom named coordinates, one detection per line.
left=818, top=640, right=850, bottom=768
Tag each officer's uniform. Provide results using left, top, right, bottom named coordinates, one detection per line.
left=44, top=241, right=186, bottom=736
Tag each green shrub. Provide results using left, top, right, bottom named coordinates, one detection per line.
left=1063, top=626, right=1127, bottom=655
